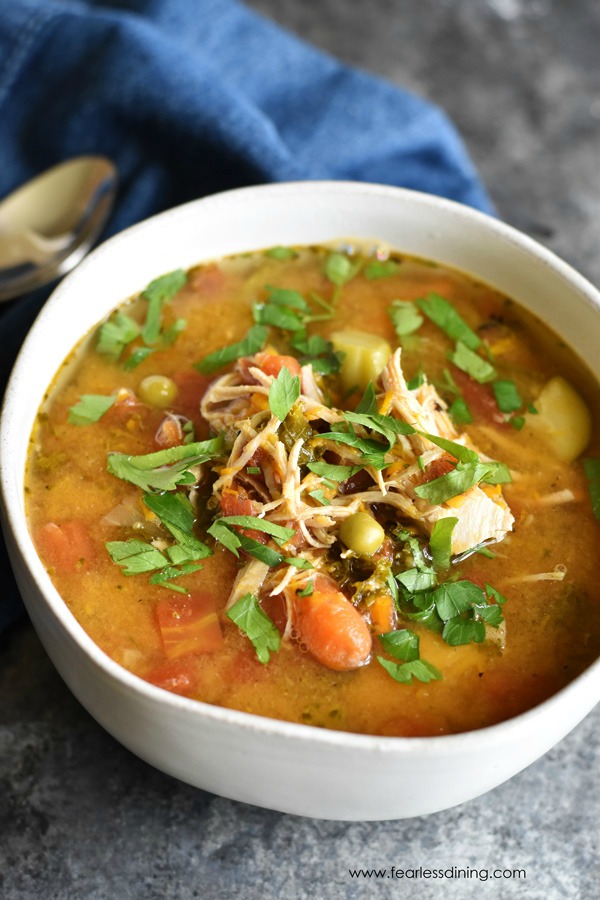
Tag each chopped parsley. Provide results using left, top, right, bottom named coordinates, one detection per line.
left=226, top=593, right=281, bottom=664
left=68, top=394, right=116, bottom=426
left=324, top=252, right=362, bottom=286
left=416, top=293, right=481, bottom=351
left=196, top=325, right=268, bottom=375
left=269, top=366, right=301, bottom=421
left=266, top=246, right=297, bottom=261
left=141, top=269, right=187, bottom=345
left=583, top=458, right=600, bottom=519
left=429, top=517, right=458, bottom=570
left=107, top=437, right=224, bottom=491
left=364, top=259, right=400, bottom=280
left=493, top=379, right=523, bottom=413
left=387, top=301, right=424, bottom=337
left=450, top=341, right=497, bottom=383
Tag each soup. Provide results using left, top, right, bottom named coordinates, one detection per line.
left=25, top=244, right=600, bottom=737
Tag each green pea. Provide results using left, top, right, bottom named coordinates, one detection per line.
left=339, top=511, right=385, bottom=556
left=139, top=375, right=178, bottom=408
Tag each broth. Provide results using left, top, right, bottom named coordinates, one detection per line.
left=25, top=245, right=600, bottom=736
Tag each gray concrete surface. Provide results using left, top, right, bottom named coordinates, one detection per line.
left=1, top=1, right=599, bottom=898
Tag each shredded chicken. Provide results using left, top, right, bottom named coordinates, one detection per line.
left=202, top=348, right=515, bottom=608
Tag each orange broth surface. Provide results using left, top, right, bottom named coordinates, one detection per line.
left=25, top=245, right=600, bottom=736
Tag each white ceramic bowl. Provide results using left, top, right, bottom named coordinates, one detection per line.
left=1, top=182, right=599, bottom=821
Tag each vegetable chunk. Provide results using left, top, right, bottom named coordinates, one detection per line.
left=524, top=376, right=592, bottom=462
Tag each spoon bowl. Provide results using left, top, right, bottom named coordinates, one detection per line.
left=0, top=156, right=117, bottom=302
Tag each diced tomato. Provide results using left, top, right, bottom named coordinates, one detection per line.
left=104, top=388, right=145, bottom=426
left=219, top=486, right=267, bottom=544
left=171, top=370, right=211, bottom=437
left=188, top=263, right=226, bottom=296
left=227, top=645, right=270, bottom=685
left=450, top=365, right=506, bottom=427
left=261, top=592, right=288, bottom=636
left=417, top=454, right=456, bottom=485
left=259, top=354, right=302, bottom=380
left=36, top=520, right=96, bottom=573
left=155, top=592, right=223, bottom=659
left=145, top=657, right=199, bottom=695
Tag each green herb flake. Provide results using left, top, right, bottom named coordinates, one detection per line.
left=269, top=366, right=301, bottom=421
left=448, top=396, right=473, bottom=424
left=485, top=583, right=509, bottom=606
left=432, top=580, right=487, bottom=620
left=297, top=580, right=314, bottom=597
left=527, top=403, right=539, bottom=415
left=450, top=341, right=497, bottom=384
left=105, top=539, right=169, bottom=575
left=378, top=628, right=420, bottom=662
left=266, top=246, right=297, bottom=261
left=509, top=416, right=525, bottom=431
left=324, top=252, right=362, bottom=286
left=388, top=301, right=424, bottom=337
left=68, top=394, right=116, bottom=426
left=247, top=466, right=261, bottom=475
left=442, top=616, right=486, bottom=646
left=306, top=461, right=363, bottom=482
left=355, top=382, right=378, bottom=415
left=141, top=269, right=187, bottom=345
left=218, top=516, right=295, bottom=545
left=493, top=379, right=523, bottom=413
left=124, top=347, right=155, bottom=371
left=583, top=458, right=600, bottom=519
left=377, top=657, right=442, bottom=684
left=416, top=293, right=481, bottom=351
left=196, top=325, right=268, bottom=375
left=265, top=286, right=309, bottom=311
left=397, top=566, right=437, bottom=593
left=308, top=489, right=331, bottom=506
left=364, top=259, right=400, bottom=280
left=407, top=369, right=426, bottom=390
left=429, top=517, right=458, bottom=570
left=107, top=437, right=224, bottom=492
left=254, top=302, right=304, bottom=331
left=226, top=593, right=281, bottom=664
left=96, top=313, right=140, bottom=361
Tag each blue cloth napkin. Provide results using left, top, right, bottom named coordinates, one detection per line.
left=0, top=0, right=492, bottom=632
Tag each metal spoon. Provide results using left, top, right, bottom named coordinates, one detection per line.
left=0, top=156, right=118, bottom=302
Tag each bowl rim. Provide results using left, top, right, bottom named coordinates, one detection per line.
left=2, top=179, right=599, bottom=755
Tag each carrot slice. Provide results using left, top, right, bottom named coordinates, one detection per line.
left=36, top=520, right=95, bottom=573
left=155, top=592, right=223, bottom=659
left=259, top=354, right=302, bottom=380
left=293, top=575, right=372, bottom=671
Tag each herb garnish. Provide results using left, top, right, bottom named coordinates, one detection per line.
left=141, top=270, right=187, bottom=345
left=388, top=301, right=424, bottom=337
left=266, top=246, right=297, bottom=261
left=583, top=458, right=600, bottom=520
left=68, top=394, right=116, bottom=426
left=269, top=366, right=301, bottom=421
left=196, top=325, right=268, bottom=375
left=107, top=437, right=224, bottom=491
left=377, top=627, right=442, bottom=684
left=96, top=270, right=187, bottom=365
left=226, top=593, right=281, bottom=664
left=364, top=260, right=400, bottom=280
left=416, top=293, right=481, bottom=351
left=429, top=517, right=458, bottom=570
left=493, top=379, right=523, bottom=413
left=450, top=341, right=497, bottom=383
left=324, top=252, right=362, bottom=286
